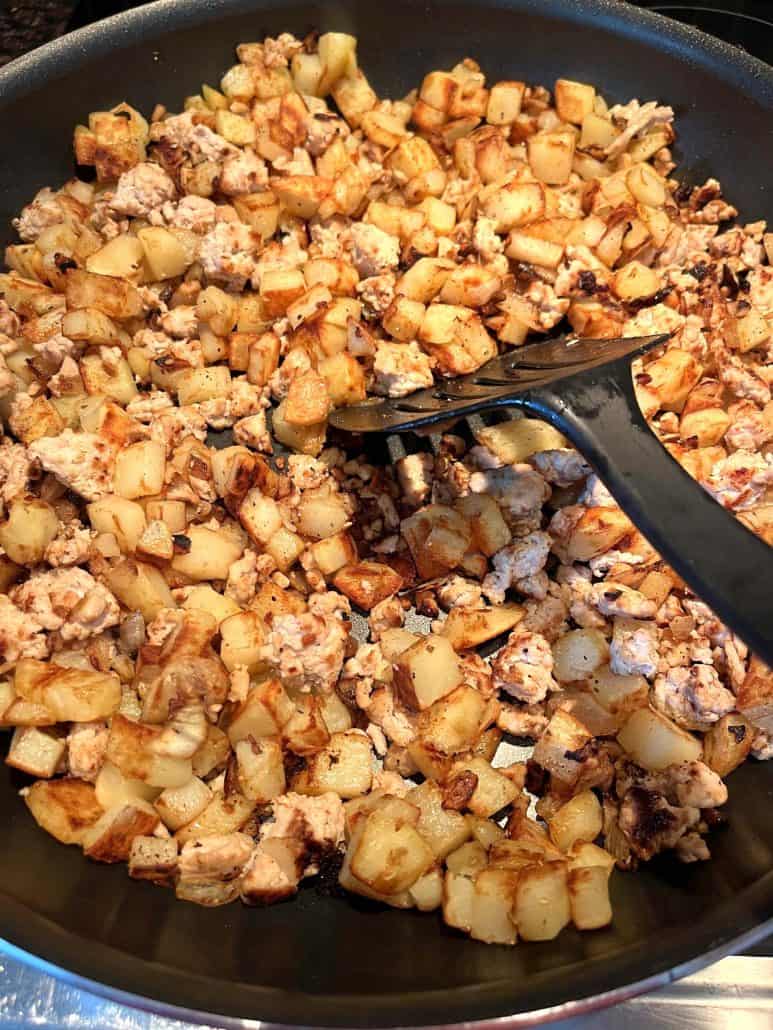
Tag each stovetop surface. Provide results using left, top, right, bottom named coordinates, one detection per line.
left=0, top=0, right=770, bottom=1023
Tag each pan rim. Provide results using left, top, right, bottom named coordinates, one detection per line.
left=0, top=0, right=772, bottom=1025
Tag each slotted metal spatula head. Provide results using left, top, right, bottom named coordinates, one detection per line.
left=329, top=332, right=670, bottom=434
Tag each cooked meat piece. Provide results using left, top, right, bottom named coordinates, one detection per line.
left=652, top=664, right=736, bottom=731
left=109, top=162, right=177, bottom=217
left=492, top=628, right=558, bottom=703
left=373, top=341, right=433, bottom=397
left=618, top=785, right=699, bottom=861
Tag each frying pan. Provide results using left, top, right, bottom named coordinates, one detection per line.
left=0, top=0, right=772, bottom=1025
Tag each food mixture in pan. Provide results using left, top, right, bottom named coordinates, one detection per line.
left=0, top=30, right=771, bottom=946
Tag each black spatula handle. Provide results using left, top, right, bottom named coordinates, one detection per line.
left=518, top=358, right=773, bottom=666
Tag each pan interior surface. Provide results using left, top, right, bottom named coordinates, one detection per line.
left=0, top=1, right=772, bottom=1025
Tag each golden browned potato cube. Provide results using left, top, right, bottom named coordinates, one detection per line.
left=65, top=268, right=143, bottom=320
left=350, top=809, right=434, bottom=895
left=568, top=864, right=613, bottom=930
left=88, top=496, right=146, bottom=553
left=6, top=726, right=65, bottom=778
left=177, top=366, right=232, bottom=405
left=548, top=791, right=604, bottom=853
left=702, top=713, right=755, bottom=777
left=272, top=398, right=327, bottom=457
left=104, top=559, right=176, bottom=622
left=732, top=307, right=770, bottom=353
left=555, top=79, right=596, bottom=124
left=617, top=707, right=702, bottom=770
left=441, top=605, right=523, bottom=652
left=309, top=531, right=359, bottom=577
left=486, top=81, right=525, bottom=124
left=474, top=417, right=568, bottom=464
left=82, top=799, right=160, bottom=863
left=394, top=635, right=462, bottom=711
left=15, top=661, right=121, bottom=723
left=234, top=737, right=286, bottom=803
left=106, top=715, right=192, bottom=789
left=128, top=835, right=178, bottom=885
left=174, top=791, right=255, bottom=844
left=219, top=611, right=267, bottom=674
left=260, top=267, right=306, bottom=317
left=293, top=730, right=373, bottom=799
left=514, top=861, right=571, bottom=940
left=482, top=180, right=545, bottom=232
left=470, top=867, right=519, bottom=945
left=332, top=561, right=403, bottom=610
left=154, top=777, right=212, bottom=832
left=395, top=257, right=455, bottom=302
left=24, top=777, right=103, bottom=845
left=227, top=680, right=293, bottom=745
left=532, top=709, right=593, bottom=786
left=563, top=507, right=633, bottom=562
left=295, top=493, right=351, bottom=539
left=552, top=628, right=610, bottom=684
left=417, top=685, right=490, bottom=756
left=270, top=175, right=332, bottom=219
left=528, top=130, right=576, bottom=185
left=0, top=498, right=59, bottom=564
left=401, top=504, right=473, bottom=579
left=9, top=395, right=64, bottom=444
left=192, top=725, right=231, bottom=779
left=171, top=524, right=244, bottom=582
left=588, top=663, right=649, bottom=716
left=114, top=440, right=166, bottom=500
left=406, top=780, right=471, bottom=859
left=284, top=368, right=330, bottom=426
left=442, top=869, right=476, bottom=932
left=448, top=756, right=518, bottom=818
left=318, top=352, right=367, bottom=406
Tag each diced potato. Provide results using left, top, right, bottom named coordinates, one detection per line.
left=113, top=440, right=166, bottom=500
left=532, top=709, right=593, bottom=786
left=293, top=730, right=373, bottom=799
left=0, top=498, right=59, bottom=564
left=317, top=31, right=358, bottom=96
left=6, top=726, right=65, bottom=778
left=568, top=864, right=613, bottom=930
left=588, top=663, right=649, bottom=715
left=471, top=868, right=519, bottom=945
left=528, top=131, right=576, bottom=185
left=417, top=685, right=489, bottom=756
left=446, top=840, right=489, bottom=876
left=555, top=79, right=596, bottom=124
left=702, top=713, right=754, bottom=777
left=87, top=496, right=146, bottom=553
left=454, top=494, right=511, bottom=556
left=468, top=815, right=505, bottom=850
left=548, top=791, right=603, bottom=853
left=272, top=398, right=326, bottom=456
left=295, top=493, right=350, bottom=539
left=192, top=724, right=231, bottom=778
left=227, top=679, right=293, bottom=744
left=617, top=707, right=702, bottom=770
left=175, top=791, right=255, bottom=844
left=171, top=525, right=244, bottom=582
left=82, top=799, right=160, bottom=862
left=338, top=820, right=414, bottom=909
left=104, top=559, right=176, bottom=622
left=177, top=366, right=232, bottom=405
left=379, top=628, right=420, bottom=662
left=106, top=714, right=192, bottom=789
left=15, top=660, right=121, bottom=722
left=137, top=227, right=191, bottom=280
left=407, top=780, right=471, bottom=859
left=94, top=761, right=158, bottom=810
left=552, top=629, right=609, bottom=684
left=442, top=870, right=476, bottom=931
left=128, top=835, right=178, bottom=885
left=505, top=231, right=564, bottom=269
left=448, top=756, right=518, bottom=818
left=394, top=635, right=462, bottom=711
left=350, top=809, right=434, bottom=894
left=25, top=777, right=103, bottom=845
left=279, top=696, right=327, bottom=756
left=486, top=81, right=525, bottom=124
left=318, top=352, right=367, bottom=407
left=733, top=307, right=770, bottom=353
left=234, top=736, right=285, bottom=803
left=401, top=505, right=472, bottom=579
left=86, top=235, right=145, bottom=281
left=482, top=181, right=545, bottom=232
left=513, top=861, right=571, bottom=940
left=441, top=605, right=523, bottom=652
left=183, top=585, right=241, bottom=625
left=409, top=866, right=443, bottom=911
left=332, top=561, right=403, bottom=610
left=154, top=777, right=212, bottom=831
left=8, top=395, right=64, bottom=443
left=475, top=417, right=568, bottom=464
left=564, top=507, right=633, bottom=562
left=395, top=258, right=455, bottom=302
left=612, top=261, right=663, bottom=302
left=310, top=531, right=358, bottom=577
left=271, top=175, right=332, bottom=219
left=65, top=268, right=143, bottom=319
left=219, top=611, right=267, bottom=673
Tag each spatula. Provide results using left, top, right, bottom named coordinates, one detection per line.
left=330, top=332, right=773, bottom=665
